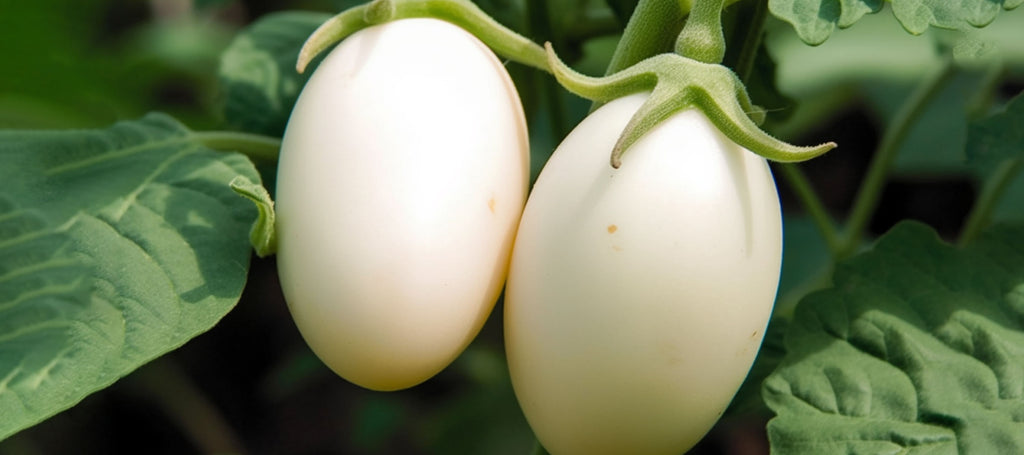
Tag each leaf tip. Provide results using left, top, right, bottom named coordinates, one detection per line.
left=229, top=175, right=277, bottom=258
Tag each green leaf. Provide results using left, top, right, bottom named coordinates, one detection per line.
left=871, top=67, right=998, bottom=176
left=768, top=0, right=883, bottom=45
left=767, top=8, right=1024, bottom=99
left=229, top=175, right=277, bottom=257
left=770, top=0, right=1021, bottom=46
left=966, top=91, right=1024, bottom=167
left=891, top=0, right=1023, bottom=36
left=765, top=9, right=941, bottom=102
left=727, top=216, right=832, bottom=416
left=727, top=316, right=789, bottom=415
left=0, top=114, right=259, bottom=440
left=218, top=11, right=332, bottom=137
left=763, top=221, right=1024, bottom=453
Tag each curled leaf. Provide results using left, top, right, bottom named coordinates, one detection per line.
left=230, top=175, right=277, bottom=257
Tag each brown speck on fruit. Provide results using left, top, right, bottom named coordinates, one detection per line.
left=612, top=245, right=623, bottom=252
left=607, top=224, right=618, bottom=234
left=488, top=197, right=496, bottom=213
left=751, top=330, right=758, bottom=338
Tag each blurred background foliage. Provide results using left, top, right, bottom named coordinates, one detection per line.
left=1, top=0, right=1022, bottom=453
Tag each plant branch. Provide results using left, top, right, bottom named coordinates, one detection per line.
left=777, top=163, right=841, bottom=255
left=192, top=131, right=282, bottom=163
left=838, top=59, right=956, bottom=258
left=563, top=9, right=620, bottom=42
left=602, top=0, right=687, bottom=78
left=127, top=358, right=246, bottom=455
left=298, top=0, right=549, bottom=73
left=730, top=0, right=768, bottom=83
left=959, top=158, right=1022, bottom=246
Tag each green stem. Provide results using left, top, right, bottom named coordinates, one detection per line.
left=959, top=158, right=1022, bottom=246
left=730, top=0, right=768, bottom=83
left=602, top=0, right=687, bottom=77
left=837, top=59, right=955, bottom=258
left=127, top=359, right=246, bottom=454
left=965, top=62, right=1006, bottom=119
left=777, top=163, right=841, bottom=255
left=191, top=131, right=282, bottom=163
left=563, top=9, right=620, bottom=42
left=674, top=0, right=726, bottom=64
left=298, top=0, right=549, bottom=74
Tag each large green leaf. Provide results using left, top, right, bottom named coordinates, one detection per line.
left=763, top=221, right=1024, bottom=453
left=218, top=11, right=332, bottom=137
left=770, top=0, right=1021, bottom=45
left=0, top=114, right=259, bottom=440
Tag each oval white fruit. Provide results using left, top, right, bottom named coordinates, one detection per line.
left=505, top=93, right=782, bottom=454
left=275, top=18, right=528, bottom=391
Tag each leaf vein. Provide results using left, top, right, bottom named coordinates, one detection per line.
left=0, top=277, right=88, bottom=313
left=107, top=146, right=199, bottom=223
left=43, top=136, right=192, bottom=176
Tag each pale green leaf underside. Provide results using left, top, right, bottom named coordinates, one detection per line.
left=770, top=0, right=1021, bottom=45
left=764, top=221, right=1024, bottom=453
left=218, top=11, right=332, bottom=136
left=0, top=114, right=259, bottom=440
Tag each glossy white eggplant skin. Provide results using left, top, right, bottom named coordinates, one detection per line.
left=505, top=93, right=782, bottom=454
left=275, top=18, right=529, bottom=391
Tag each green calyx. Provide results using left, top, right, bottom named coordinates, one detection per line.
left=296, top=0, right=549, bottom=74
left=546, top=42, right=837, bottom=168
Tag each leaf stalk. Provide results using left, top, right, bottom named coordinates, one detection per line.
left=190, top=131, right=282, bottom=163
left=838, top=59, right=956, bottom=258
left=958, top=158, right=1022, bottom=246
